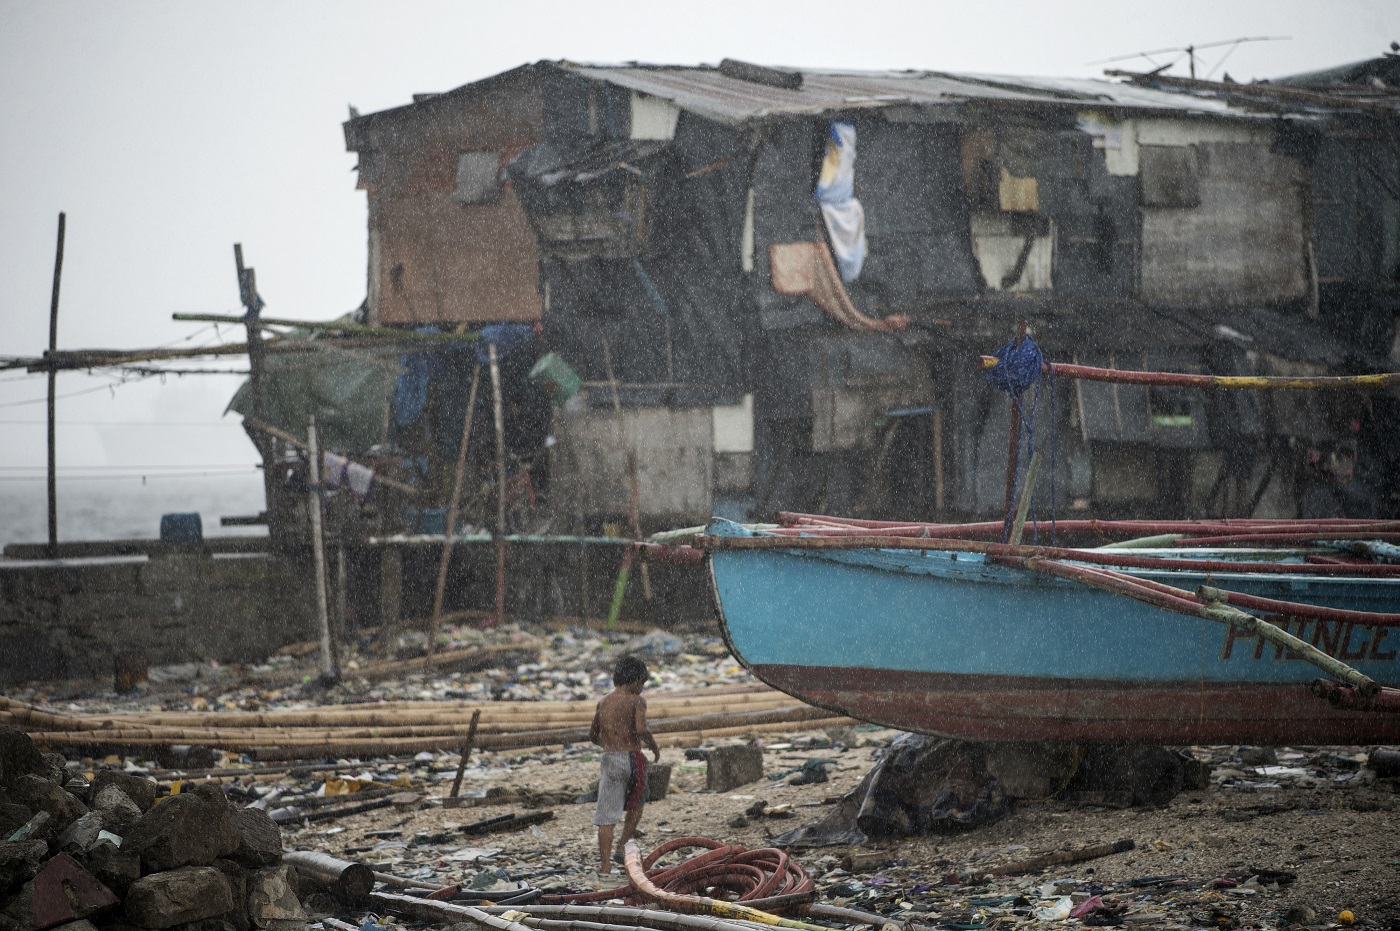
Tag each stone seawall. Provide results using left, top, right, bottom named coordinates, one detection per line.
left=0, top=552, right=316, bottom=685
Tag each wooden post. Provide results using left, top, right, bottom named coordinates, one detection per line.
left=46, top=213, right=66, bottom=555
left=378, top=547, right=403, bottom=656
left=444, top=709, right=483, bottom=808
left=306, top=417, right=338, bottom=682
left=427, top=363, right=481, bottom=659
left=236, top=245, right=280, bottom=537
left=336, top=542, right=348, bottom=643
left=1008, top=449, right=1043, bottom=546
left=932, top=406, right=945, bottom=513
left=489, top=344, right=506, bottom=627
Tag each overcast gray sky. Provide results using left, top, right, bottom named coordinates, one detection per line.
left=0, top=0, right=1394, bottom=541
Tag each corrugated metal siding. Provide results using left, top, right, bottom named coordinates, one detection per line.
left=565, top=64, right=1245, bottom=125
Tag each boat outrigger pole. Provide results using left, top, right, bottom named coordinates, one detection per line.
left=980, top=356, right=1400, bottom=391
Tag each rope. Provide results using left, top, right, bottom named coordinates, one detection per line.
left=983, top=335, right=1057, bottom=544
left=542, top=839, right=812, bottom=908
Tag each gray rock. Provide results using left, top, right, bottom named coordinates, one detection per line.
left=246, top=867, right=305, bottom=931
left=90, top=786, right=142, bottom=834
left=41, top=755, right=69, bottom=789
left=46, top=921, right=98, bottom=931
left=228, top=810, right=281, bottom=869
left=123, top=791, right=239, bottom=873
left=209, top=860, right=248, bottom=931
left=57, top=813, right=108, bottom=852
left=0, top=841, right=47, bottom=895
left=0, top=881, right=35, bottom=931
left=5, top=812, right=52, bottom=845
left=165, top=922, right=239, bottom=931
left=0, top=728, right=49, bottom=789
left=82, top=844, right=141, bottom=898
left=124, top=868, right=233, bottom=930
left=8, top=775, right=88, bottom=832
left=89, top=773, right=157, bottom=814
left=0, top=803, right=35, bottom=839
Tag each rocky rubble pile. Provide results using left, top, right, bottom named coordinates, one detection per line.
left=1, top=727, right=304, bottom=931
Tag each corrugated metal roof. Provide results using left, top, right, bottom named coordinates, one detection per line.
left=563, top=63, right=1244, bottom=124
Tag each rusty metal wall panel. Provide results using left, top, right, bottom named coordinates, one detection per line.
left=361, top=76, right=545, bottom=325
left=1140, top=142, right=1307, bottom=307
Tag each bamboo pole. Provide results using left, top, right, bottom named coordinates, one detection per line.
left=428, top=363, right=482, bottom=662
left=21, top=712, right=858, bottom=758
left=46, top=212, right=65, bottom=555
left=1000, top=555, right=1380, bottom=696
left=603, top=340, right=651, bottom=616
left=173, top=312, right=482, bottom=343
left=242, top=418, right=418, bottom=495
left=701, top=531, right=1400, bottom=576
left=490, top=343, right=506, bottom=628
left=20, top=717, right=860, bottom=760
left=17, top=704, right=833, bottom=745
left=1007, top=449, right=1043, bottom=546
left=307, top=418, right=339, bottom=683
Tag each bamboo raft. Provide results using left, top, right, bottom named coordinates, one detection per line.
left=0, top=684, right=857, bottom=760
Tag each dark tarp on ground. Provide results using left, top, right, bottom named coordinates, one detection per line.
left=772, top=735, right=1010, bottom=848
left=226, top=344, right=398, bottom=454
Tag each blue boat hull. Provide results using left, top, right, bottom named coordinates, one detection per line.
left=710, top=538, right=1400, bottom=744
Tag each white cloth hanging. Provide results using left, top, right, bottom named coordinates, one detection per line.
left=814, top=120, right=868, bottom=283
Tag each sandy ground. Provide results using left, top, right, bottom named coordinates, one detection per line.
left=282, top=730, right=1400, bottom=928
left=18, top=626, right=1400, bottom=926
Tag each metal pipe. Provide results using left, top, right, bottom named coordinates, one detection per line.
left=284, top=850, right=373, bottom=903
left=372, top=891, right=533, bottom=931
left=476, top=904, right=765, bottom=931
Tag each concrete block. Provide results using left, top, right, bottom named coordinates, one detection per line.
left=705, top=746, right=763, bottom=792
left=644, top=762, right=672, bottom=802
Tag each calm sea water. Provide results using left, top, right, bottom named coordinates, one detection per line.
left=0, top=475, right=268, bottom=550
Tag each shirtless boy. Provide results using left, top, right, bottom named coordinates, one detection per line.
left=589, top=655, right=661, bottom=874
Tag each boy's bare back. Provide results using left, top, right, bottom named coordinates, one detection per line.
left=590, top=689, right=648, bottom=752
